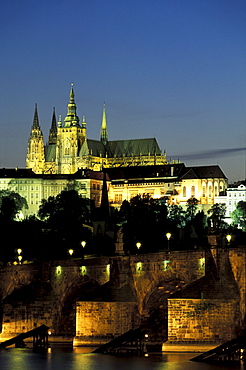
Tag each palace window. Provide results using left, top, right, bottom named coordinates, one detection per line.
left=215, top=186, right=218, bottom=196
left=191, top=186, right=195, bottom=197
left=202, top=186, right=206, bottom=197
left=183, top=186, right=186, bottom=197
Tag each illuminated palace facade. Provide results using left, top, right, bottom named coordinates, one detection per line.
left=0, top=164, right=227, bottom=217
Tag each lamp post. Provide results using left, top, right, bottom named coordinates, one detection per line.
left=166, top=232, right=171, bottom=251
left=16, top=248, right=22, bottom=264
left=81, top=241, right=86, bottom=248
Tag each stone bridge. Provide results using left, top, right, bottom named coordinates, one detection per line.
left=0, top=248, right=245, bottom=345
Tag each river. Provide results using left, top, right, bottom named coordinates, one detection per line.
left=0, top=346, right=243, bottom=370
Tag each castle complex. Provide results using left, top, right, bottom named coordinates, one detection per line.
left=26, top=84, right=167, bottom=174
left=0, top=85, right=229, bottom=217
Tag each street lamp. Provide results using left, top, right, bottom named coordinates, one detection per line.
left=136, top=242, right=141, bottom=250
left=166, top=233, right=171, bottom=251
left=81, top=241, right=86, bottom=248
left=68, top=249, right=74, bottom=256
left=18, top=255, right=22, bottom=264
left=17, top=248, right=22, bottom=255
left=226, top=234, right=232, bottom=244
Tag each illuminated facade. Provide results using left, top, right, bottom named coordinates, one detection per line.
left=0, top=164, right=227, bottom=217
left=0, top=168, right=105, bottom=217
left=26, top=85, right=167, bottom=175
left=215, top=180, right=246, bottom=220
left=106, top=164, right=227, bottom=208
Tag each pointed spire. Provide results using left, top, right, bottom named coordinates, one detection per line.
left=48, top=107, right=57, bottom=145
left=64, top=83, right=80, bottom=127
left=32, top=104, right=40, bottom=129
left=70, top=83, right=75, bottom=103
left=100, top=102, right=108, bottom=146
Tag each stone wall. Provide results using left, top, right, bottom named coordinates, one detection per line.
left=2, top=301, right=54, bottom=337
left=168, top=298, right=240, bottom=343
left=74, top=301, right=138, bottom=345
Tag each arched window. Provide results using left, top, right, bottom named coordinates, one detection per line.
left=191, top=186, right=195, bottom=197
left=183, top=186, right=186, bottom=197
left=202, top=186, right=206, bottom=197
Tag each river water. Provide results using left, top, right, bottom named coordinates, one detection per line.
left=0, top=346, right=243, bottom=370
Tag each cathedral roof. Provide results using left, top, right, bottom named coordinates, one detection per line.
left=79, top=139, right=105, bottom=157
left=79, top=137, right=163, bottom=159
left=105, top=138, right=162, bottom=157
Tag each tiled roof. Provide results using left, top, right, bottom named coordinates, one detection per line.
left=105, top=164, right=185, bottom=181
left=0, top=168, right=37, bottom=178
left=105, top=138, right=162, bottom=157
left=180, top=165, right=227, bottom=180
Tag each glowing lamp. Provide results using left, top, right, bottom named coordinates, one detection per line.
left=68, top=249, right=74, bottom=256
left=18, top=255, right=22, bottom=264
left=136, top=242, right=141, bottom=249
left=166, top=233, right=171, bottom=240
left=17, top=248, right=22, bottom=255
left=226, top=234, right=232, bottom=243
left=81, top=241, right=86, bottom=248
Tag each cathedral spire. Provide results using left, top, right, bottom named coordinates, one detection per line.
left=100, top=102, right=108, bottom=146
left=64, top=83, right=80, bottom=127
left=32, top=104, right=40, bottom=129
left=48, top=107, right=57, bottom=145
left=26, top=104, right=45, bottom=173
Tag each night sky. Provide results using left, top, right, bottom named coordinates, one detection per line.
left=0, top=0, right=245, bottom=183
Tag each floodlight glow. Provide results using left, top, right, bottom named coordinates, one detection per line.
left=199, top=258, right=205, bottom=268
left=80, top=266, right=86, bottom=275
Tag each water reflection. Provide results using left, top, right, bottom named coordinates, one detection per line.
left=0, top=347, right=243, bottom=370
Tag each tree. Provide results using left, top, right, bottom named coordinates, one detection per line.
left=167, top=205, right=186, bottom=228
left=117, top=194, right=168, bottom=252
left=38, top=190, right=92, bottom=258
left=38, top=190, right=91, bottom=225
left=186, top=197, right=199, bottom=220
left=231, top=201, right=246, bottom=231
left=207, top=203, right=226, bottom=230
left=0, top=190, right=28, bottom=221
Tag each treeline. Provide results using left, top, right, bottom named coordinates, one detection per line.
left=0, top=190, right=245, bottom=264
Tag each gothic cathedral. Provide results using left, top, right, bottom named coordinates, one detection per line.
left=26, top=85, right=167, bottom=174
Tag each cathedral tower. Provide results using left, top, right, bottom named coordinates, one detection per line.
left=26, top=104, right=45, bottom=173
left=56, top=84, right=86, bottom=174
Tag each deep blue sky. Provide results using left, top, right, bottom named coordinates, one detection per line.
left=0, top=0, right=245, bottom=182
